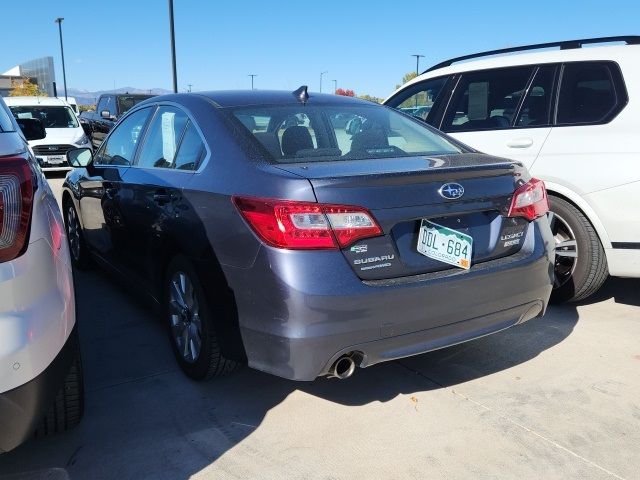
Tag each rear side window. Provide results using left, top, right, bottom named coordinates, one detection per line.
left=136, top=106, right=189, bottom=169
left=386, top=77, right=448, bottom=123
left=173, top=122, right=205, bottom=171
left=556, top=62, right=625, bottom=125
left=442, top=66, right=534, bottom=132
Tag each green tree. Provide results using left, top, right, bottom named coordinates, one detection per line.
left=9, top=77, right=47, bottom=97
left=395, top=71, right=418, bottom=90
left=78, top=104, right=95, bottom=112
left=357, top=94, right=383, bottom=104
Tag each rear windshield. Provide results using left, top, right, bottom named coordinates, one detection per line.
left=230, top=104, right=462, bottom=163
left=10, top=105, right=78, bottom=129
left=118, top=95, right=153, bottom=115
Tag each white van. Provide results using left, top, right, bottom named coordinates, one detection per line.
left=58, top=96, right=79, bottom=113
left=4, top=96, right=91, bottom=171
left=385, top=36, right=640, bottom=302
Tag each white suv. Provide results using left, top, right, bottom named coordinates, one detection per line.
left=0, top=98, right=83, bottom=452
left=385, top=36, right=640, bottom=302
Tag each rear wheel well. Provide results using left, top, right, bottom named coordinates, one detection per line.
left=159, top=242, right=246, bottom=363
left=545, top=190, right=602, bottom=241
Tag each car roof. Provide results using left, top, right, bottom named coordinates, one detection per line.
left=3, top=96, right=71, bottom=107
left=191, top=90, right=374, bottom=108
left=388, top=43, right=640, bottom=100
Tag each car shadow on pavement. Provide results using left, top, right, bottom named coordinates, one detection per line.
left=574, top=276, right=640, bottom=307
left=0, top=268, right=584, bottom=480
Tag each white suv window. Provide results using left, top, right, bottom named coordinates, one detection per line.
left=442, top=66, right=533, bottom=132
left=515, top=65, right=556, bottom=127
left=556, top=62, right=621, bottom=125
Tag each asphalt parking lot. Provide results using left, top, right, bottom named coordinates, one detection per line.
left=0, top=174, right=638, bottom=480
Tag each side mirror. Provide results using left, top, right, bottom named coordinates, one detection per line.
left=16, top=118, right=46, bottom=141
left=100, top=110, right=115, bottom=120
left=67, top=147, right=93, bottom=168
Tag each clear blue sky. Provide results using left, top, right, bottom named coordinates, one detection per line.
left=4, top=0, right=639, bottom=96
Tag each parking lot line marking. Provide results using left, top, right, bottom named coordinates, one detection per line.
left=397, top=362, right=627, bottom=480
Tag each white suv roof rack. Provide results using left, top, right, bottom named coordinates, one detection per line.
left=425, top=35, right=640, bottom=73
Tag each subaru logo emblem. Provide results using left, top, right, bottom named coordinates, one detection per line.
left=438, top=183, right=464, bottom=200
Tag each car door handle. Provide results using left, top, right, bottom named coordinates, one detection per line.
left=507, top=138, right=534, bottom=148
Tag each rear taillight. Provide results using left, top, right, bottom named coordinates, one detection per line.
left=507, top=178, right=549, bottom=221
left=233, top=196, right=382, bottom=250
left=0, top=156, right=34, bottom=263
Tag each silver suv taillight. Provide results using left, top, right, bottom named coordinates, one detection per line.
left=0, top=156, right=34, bottom=263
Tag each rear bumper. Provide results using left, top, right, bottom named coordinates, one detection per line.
left=0, top=325, right=79, bottom=453
left=225, top=219, right=554, bottom=381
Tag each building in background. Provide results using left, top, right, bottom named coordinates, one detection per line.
left=0, top=56, right=56, bottom=97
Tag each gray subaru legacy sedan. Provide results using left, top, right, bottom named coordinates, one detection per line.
left=62, top=88, right=554, bottom=381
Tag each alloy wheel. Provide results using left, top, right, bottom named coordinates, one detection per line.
left=548, top=211, right=578, bottom=289
left=67, top=205, right=81, bottom=261
left=168, top=271, right=202, bottom=363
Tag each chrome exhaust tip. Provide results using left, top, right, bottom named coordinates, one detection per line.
left=327, top=354, right=356, bottom=380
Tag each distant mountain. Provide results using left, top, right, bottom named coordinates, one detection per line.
left=64, top=87, right=172, bottom=105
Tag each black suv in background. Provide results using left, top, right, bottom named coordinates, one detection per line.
left=80, top=93, right=155, bottom=148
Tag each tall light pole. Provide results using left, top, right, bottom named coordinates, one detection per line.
left=55, top=18, right=67, bottom=100
left=332, top=79, right=337, bottom=93
left=411, top=54, right=425, bottom=75
left=168, top=0, right=178, bottom=93
left=248, top=74, right=257, bottom=90
left=319, top=71, right=327, bottom=93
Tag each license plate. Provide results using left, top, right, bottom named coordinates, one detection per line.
left=417, top=220, right=473, bottom=270
left=45, top=155, right=64, bottom=165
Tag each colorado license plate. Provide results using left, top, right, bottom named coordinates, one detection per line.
left=417, top=220, right=473, bottom=270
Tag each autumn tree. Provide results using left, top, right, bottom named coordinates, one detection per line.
left=9, top=77, right=47, bottom=97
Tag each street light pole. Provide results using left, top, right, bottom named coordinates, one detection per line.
left=248, top=74, right=257, bottom=90
left=332, top=79, right=337, bottom=93
left=411, top=54, right=425, bottom=75
left=168, top=0, right=178, bottom=93
left=319, top=71, right=327, bottom=93
left=55, top=18, right=67, bottom=100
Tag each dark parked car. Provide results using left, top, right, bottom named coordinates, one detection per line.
left=81, top=93, right=155, bottom=149
left=62, top=89, right=554, bottom=381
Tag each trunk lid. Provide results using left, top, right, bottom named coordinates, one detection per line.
left=275, top=153, right=530, bottom=280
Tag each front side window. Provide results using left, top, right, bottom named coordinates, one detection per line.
left=96, top=108, right=151, bottom=166
left=9, top=105, right=79, bottom=129
left=386, top=77, right=448, bottom=123
left=230, top=103, right=462, bottom=163
left=96, top=96, right=109, bottom=114
left=442, top=66, right=534, bottom=132
left=136, top=106, right=189, bottom=169
left=556, top=62, right=621, bottom=125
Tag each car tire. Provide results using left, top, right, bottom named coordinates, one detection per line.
left=64, top=200, right=92, bottom=270
left=165, top=256, right=239, bottom=380
left=35, top=331, right=85, bottom=437
left=549, top=196, right=608, bottom=303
